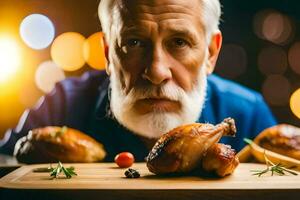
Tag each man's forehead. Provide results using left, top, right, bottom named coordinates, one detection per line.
left=112, top=0, right=204, bottom=33
left=115, top=0, right=202, bottom=15
left=118, top=0, right=201, bottom=8
left=121, top=21, right=199, bottom=38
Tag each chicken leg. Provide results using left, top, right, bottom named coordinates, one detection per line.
left=146, top=118, right=237, bottom=175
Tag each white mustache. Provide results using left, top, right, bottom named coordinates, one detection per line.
left=125, top=82, right=187, bottom=103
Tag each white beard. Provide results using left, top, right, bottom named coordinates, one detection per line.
left=110, top=60, right=208, bottom=139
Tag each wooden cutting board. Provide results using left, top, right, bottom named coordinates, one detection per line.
left=1, top=163, right=300, bottom=200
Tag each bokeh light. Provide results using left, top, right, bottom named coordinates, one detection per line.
left=288, top=42, right=300, bottom=75
left=83, top=32, right=107, bottom=70
left=258, top=46, right=287, bottom=75
left=51, top=32, right=86, bottom=71
left=215, top=44, right=247, bottom=79
left=20, top=14, right=55, bottom=50
left=253, top=10, right=294, bottom=45
left=290, top=88, right=300, bottom=119
left=262, top=75, right=291, bottom=106
left=35, top=60, right=65, bottom=93
left=253, top=9, right=272, bottom=39
left=0, top=37, right=21, bottom=83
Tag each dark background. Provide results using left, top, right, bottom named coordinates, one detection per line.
left=0, top=0, right=300, bottom=138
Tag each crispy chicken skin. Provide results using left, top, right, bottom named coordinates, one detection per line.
left=202, top=143, right=239, bottom=177
left=254, top=124, right=300, bottom=160
left=14, top=126, right=106, bottom=163
left=146, top=118, right=238, bottom=176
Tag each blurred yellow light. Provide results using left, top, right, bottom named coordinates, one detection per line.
left=51, top=32, right=86, bottom=71
left=83, top=32, right=107, bottom=70
left=290, top=88, right=300, bottom=119
left=0, top=37, right=21, bottom=83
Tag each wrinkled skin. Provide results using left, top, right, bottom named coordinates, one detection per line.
left=106, top=0, right=222, bottom=115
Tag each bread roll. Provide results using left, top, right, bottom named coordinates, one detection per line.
left=254, top=124, right=300, bottom=160
left=14, top=126, right=106, bottom=163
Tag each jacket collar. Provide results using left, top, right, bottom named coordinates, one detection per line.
left=94, top=76, right=111, bottom=120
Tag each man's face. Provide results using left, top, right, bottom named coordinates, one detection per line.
left=107, top=0, right=212, bottom=138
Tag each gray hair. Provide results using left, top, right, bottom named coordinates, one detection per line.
left=98, top=0, right=222, bottom=43
left=201, top=0, right=222, bottom=41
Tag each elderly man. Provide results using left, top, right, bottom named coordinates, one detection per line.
left=0, top=0, right=276, bottom=161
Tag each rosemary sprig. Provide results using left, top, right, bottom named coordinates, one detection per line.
left=33, top=161, right=77, bottom=179
left=33, top=165, right=54, bottom=173
left=50, top=161, right=77, bottom=179
left=243, top=138, right=253, bottom=146
left=250, top=153, right=298, bottom=177
left=244, top=138, right=298, bottom=177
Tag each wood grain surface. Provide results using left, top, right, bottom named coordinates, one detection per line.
left=0, top=163, right=300, bottom=200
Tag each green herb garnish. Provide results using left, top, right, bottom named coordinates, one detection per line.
left=250, top=153, right=298, bottom=177
left=244, top=138, right=298, bottom=177
left=33, top=166, right=54, bottom=173
left=243, top=138, right=253, bottom=145
left=49, top=161, right=77, bottom=179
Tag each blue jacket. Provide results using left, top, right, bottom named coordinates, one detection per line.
left=0, top=70, right=277, bottom=161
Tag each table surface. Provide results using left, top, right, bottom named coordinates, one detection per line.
left=0, top=154, right=19, bottom=167
left=0, top=162, right=300, bottom=200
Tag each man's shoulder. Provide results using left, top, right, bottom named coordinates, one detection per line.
left=205, top=74, right=276, bottom=151
left=203, top=74, right=270, bottom=126
left=207, top=74, right=261, bottom=106
left=45, top=70, right=109, bottom=129
left=50, top=70, right=109, bottom=119
left=58, top=70, right=108, bottom=93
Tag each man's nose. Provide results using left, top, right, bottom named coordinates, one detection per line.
left=142, top=49, right=172, bottom=85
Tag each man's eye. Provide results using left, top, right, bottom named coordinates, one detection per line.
left=127, top=39, right=144, bottom=48
left=172, top=38, right=188, bottom=48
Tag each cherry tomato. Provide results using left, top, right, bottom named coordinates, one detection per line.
left=114, top=152, right=135, bottom=168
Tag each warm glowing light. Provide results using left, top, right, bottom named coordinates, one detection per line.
left=20, top=14, right=55, bottom=50
left=19, top=82, right=42, bottom=108
left=0, top=37, right=21, bottom=83
left=290, top=88, right=300, bottom=119
left=253, top=10, right=294, bottom=45
left=83, top=32, right=107, bottom=70
left=51, top=32, right=86, bottom=71
left=35, top=60, right=65, bottom=93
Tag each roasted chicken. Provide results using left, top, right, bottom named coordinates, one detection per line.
left=146, top=118, right=239, bottom=177
left=254, top=124, right=300, bottom=160
left=14, top=126, right=106, bottom=163
left=202, top=143, right=239, bottom=177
